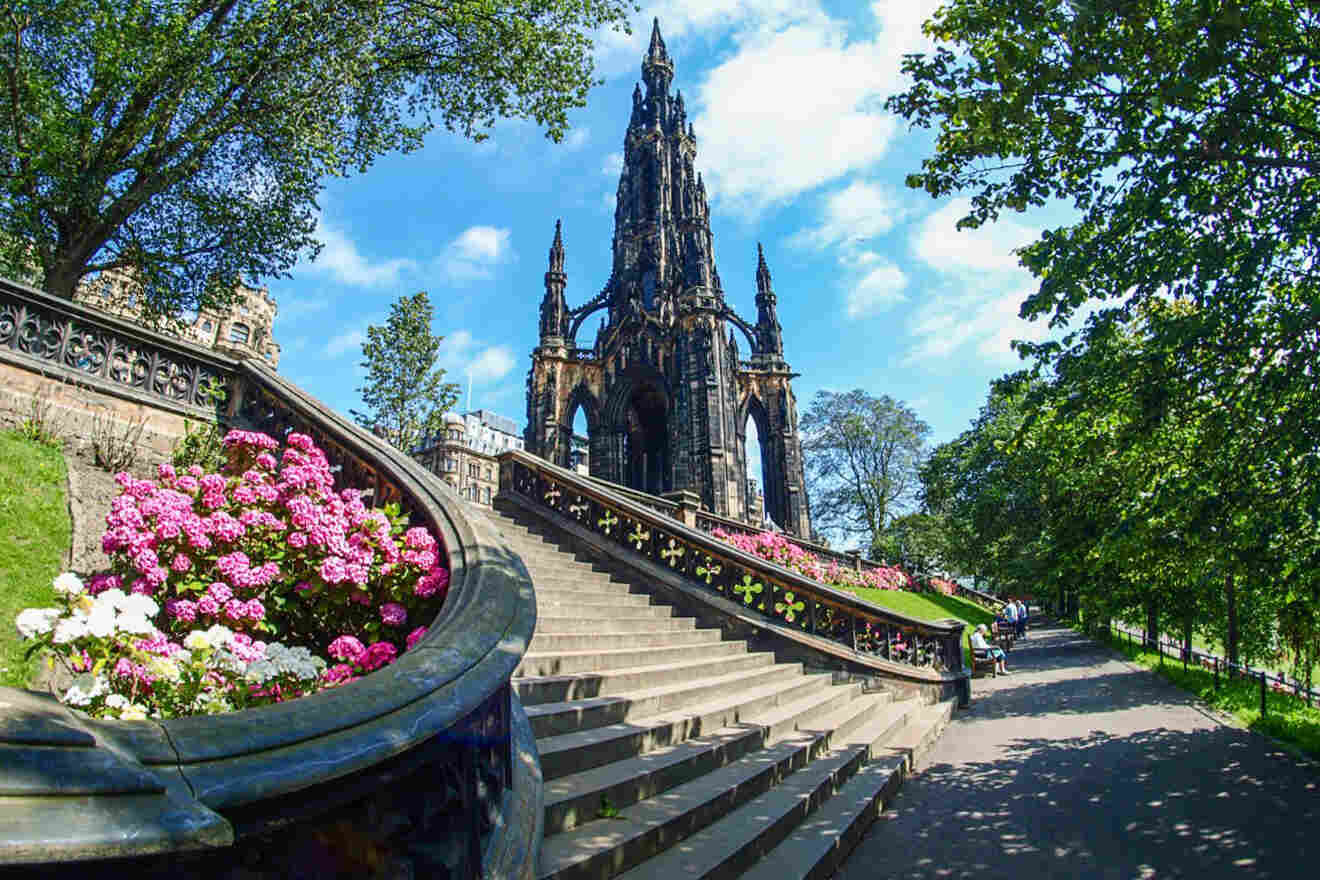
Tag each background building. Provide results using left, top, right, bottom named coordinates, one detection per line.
left=74, top=268, right=281, bottom=368
left=414, top=410, right=525, bottom=505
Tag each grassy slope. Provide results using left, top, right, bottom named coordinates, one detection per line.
left=1095, top=626, right=1320, bottom=760
left=851, top=588, right=997, bottom=664
left=0, top=431, right=70, bottom=688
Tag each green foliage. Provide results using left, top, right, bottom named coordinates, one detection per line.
left=1097, top=626, right=1320, bottom=760
left=850, top=587, right=993, bottom=667
left=801, top=389, right=931, bottom=550
left=0, top=430, right=70, bottom=687
left=171, top=379, right=229, bottom=472
left=0, top=0, right=632, bottom=316
left=349, top=291, right=459, bottom=454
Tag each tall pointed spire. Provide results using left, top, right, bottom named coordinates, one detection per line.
left=540, top=219, right=567, bottom=344
left=754, top=243, right=783, bottom=357
left=642, top=17, right=674, bottom=98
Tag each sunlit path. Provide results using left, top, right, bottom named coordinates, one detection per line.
left=834, top=622, right=1318, bottom=879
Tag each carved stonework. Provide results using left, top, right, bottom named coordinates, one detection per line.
left=524, top=20, right=811, bottom=537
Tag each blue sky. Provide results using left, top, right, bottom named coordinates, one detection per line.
left=271, top=1, right=1071, bottom=454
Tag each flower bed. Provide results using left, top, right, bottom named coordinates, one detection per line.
left=711, top=528, right=913, bottom=593
left=15, top=429, right=449, bottom=721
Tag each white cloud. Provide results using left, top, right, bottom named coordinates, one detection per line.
left=901, top=197, right=1052, bottom=368
left=564, top=127, right=591, bottom=150
left=439, top=226, right=513, bottom=282
left=690, top=1, right=943, bottom=215
left=793, top=180, right=908, bottom=251
left=311, top=220, right=417, bottom=287
left=439, top=331, right=518, bottom=386
left=912, top=198, right=1039, bottom=275
left=468, top=346, right=517, bottom=383
left=324, top=329, right=365, bottom=359
left=602, top=152, right=623, bottom=177
left=846, top=258, right=908, bottom=317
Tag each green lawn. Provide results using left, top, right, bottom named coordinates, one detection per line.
left=850, top=588, right=997, bottom=665
left=1093, top=625, right=1320, bottom=760
left=0, top=430, right=70, bottom=688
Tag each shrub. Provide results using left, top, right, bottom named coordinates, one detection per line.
left=16, top=429, right=449, bottom=720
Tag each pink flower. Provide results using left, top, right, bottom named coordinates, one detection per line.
left=328, top=635, right=366, bottom=663
left=208, top=582, right=233, bottom=604
left=360, top=641, right=397, bottom=672
left=323, top=663, right=356, bottom=686
left=380, top=603, right=407, bottom=626
left=244, top=599, right=265, bottom=621
left=406, top=627, right=427, bottom=651
left=224, top=599, right=247, bottom=621
left=171, top=553, right=192, bottom=573
left=415, top=568, right=450, bottom=598
left=197, top=595, right=219, bottom=616
left=166, top=599, right=197, bottom=622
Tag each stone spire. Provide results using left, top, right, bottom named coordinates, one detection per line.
left=642, top=18, right=673, bottom=98
left=539, top=219, right=567, bottom=344
left=754, top=243, right=783, bottom=356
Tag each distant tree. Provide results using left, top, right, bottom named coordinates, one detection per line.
left=0, top=0, right=631, bottom=318
left=351, top=292, right=459, bottom=453
left=801, top=390, right=930, bottom=550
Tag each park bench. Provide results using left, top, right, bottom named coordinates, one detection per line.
left=972, top=649, right=998, bottom=677
left=992, top=620, right=1015, bottom=652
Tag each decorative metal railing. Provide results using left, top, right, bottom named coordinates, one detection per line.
left=502, top=451, right=965, bottom=676
left=0, top=278, right=232, bottom=413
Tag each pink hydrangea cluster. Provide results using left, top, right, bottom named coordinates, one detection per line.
left=97, top=429, right=452, bottom=698
left=711, top=528, right=916, bottom=595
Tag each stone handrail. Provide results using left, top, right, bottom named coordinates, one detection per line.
left=499, top=451, right=967, bottom=682
left=0, top=278, right=540, bottom=877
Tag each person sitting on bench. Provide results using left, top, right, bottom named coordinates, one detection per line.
left=971, top=624, right=1008, bottom=675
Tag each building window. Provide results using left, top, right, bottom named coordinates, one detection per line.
left=202, top=319, right=213, bottom=332
left=448, top=429, right=461, bottom=441
left=229, top=322, right=250, bottom=344
left=468, top=463, right=479, bottom=478
left=484, top=466, right=492, bottom=480
left=482, top=487, right=491, bottom=504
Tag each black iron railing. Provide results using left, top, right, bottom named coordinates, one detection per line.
left=501, top=451, right=965, bottom=676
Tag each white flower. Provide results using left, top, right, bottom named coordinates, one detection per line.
left=52, top=616, right=89, bottom=644
left=204, top=625, right=234, bottom=648
left=116, top=614, right=155, bottom=636
left=52, top=572, right=85, bottom=597
left=97, top=588, right=127, bottom=609
left=183, top=631, right=211, bottom=651
left=119, top=703, right=148, bottom=721
left=64, top=673, right=105, bottom=706
left=85, top=607, right=117, bottom=639
left=147, top=657, right=181, bottom=682
left=15, top=608, right=61, bottom=639
left=104, top=694, right=129, bottom=710
left=118, top=594, right=158, bottom=618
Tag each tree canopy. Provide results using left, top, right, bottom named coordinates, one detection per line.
left=801, top=390, right=930, bottom=552
left=0, top=0, right=631, bottom=317
left=351, top=291, right=459, bottom=454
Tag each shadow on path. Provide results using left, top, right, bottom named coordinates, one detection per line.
left=834, top=623, right=1317, bottom=880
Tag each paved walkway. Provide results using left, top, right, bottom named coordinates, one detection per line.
left=834, top=622, right=1317, bottom=879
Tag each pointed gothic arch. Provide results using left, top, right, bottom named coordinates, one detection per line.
left=603, top=365, right=673, bottom=495
left=559, top=382, right=601, bottom=470
left=738, top=393, right=781, bottom=527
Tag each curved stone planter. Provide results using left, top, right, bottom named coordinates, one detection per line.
left=0, top=320, right=541, bottom=877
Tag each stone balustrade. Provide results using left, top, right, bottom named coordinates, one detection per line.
left=0, top=278, right=541, bottom=878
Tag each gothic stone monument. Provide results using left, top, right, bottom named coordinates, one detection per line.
left=524, top=20, right=811, bottom=537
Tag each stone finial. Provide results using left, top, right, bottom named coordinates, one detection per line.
left=549, top=219, right=565, bottom=274
left=642, top=17, right=674, bottom=97
left=756, top=242, right=773, bottom=296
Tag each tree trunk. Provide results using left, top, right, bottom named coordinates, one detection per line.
left=1183, top=607, right=1193, bottom=663
left=1226, top=572, right=1239, bottom=668
left=43, top=255, right=84, bottom=300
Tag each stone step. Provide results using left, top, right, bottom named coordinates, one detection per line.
left=542, top=688, right=890, bottom=836
left=536, top=729, right=830, bottom=880
left=515, top=647, right=773, bottom=700
left=737, top=701, right=950, bottom=880
left=535, top=615, right=697, bottom=635
left=528, top=628, right=727, bottom=655
left=527, top=661, right=812, bottom=740
left=534, top=668, right=825, bottom=780
left=529, top=569, right=623, bottom=587
left=748, top=679, right=866, bottom=744
left=537, top=602, right=677, bottom=622
left=536, top=588, right=654, bottom=608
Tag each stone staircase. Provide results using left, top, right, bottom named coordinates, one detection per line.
left=489, top=503, right=955, bottom=880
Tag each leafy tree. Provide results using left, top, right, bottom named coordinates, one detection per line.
left=801, top=390, right=930, bottom=551
left=0, top=0, right=631, bottom=318
left=350, top=292, right=459, bottom=453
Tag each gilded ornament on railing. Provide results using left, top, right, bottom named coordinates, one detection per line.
left=660, top=538, right=685, bottom=568
left=732, top=574, right=763, bottom=607
left=627, top=523, right=650, bottom=551
left=598, top=510, right=618, bottom=535
left=695, top=555, right=721, bottom=585
left=568, top=495, right=589, bottom=520
left=544, top=484, right=562, bottom=505
left=775, top=591, right=805, bottom=623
